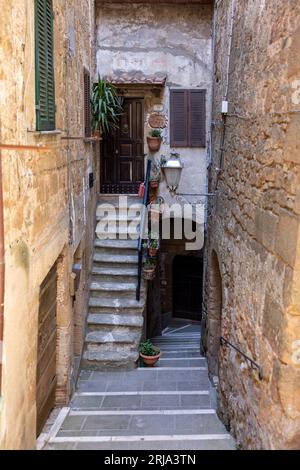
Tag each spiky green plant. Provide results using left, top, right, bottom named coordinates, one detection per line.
left=91, top=77, right=123, bottom=134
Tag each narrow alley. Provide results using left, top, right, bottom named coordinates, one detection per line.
left=42, top=320, right=235, bottom=450
left=0, top=0, right=300, bottom=453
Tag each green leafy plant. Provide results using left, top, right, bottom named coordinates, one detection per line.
left=148, top=231, right=159, bottom=249
left=149, top=129, right=162, bottom=138
left=91, top=76, right=123, bottom=134
left=150, top=160, right=161, bottom=182
left=143, top=257, right=156, bottom=270
left=140, top=340, right=159, bottom=357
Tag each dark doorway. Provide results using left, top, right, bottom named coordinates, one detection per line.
left=173, top=255, right=203, bottom=321
left=36, top=263, right=57, bottom=436
left=100, top=97, right=145, bottom=194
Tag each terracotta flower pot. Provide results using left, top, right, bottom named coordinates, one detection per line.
left=140, top=350, right=161, bottom=367
left=148, top=247, right=158, bottom=258
left=147, top=136, right=162, bottom=152
left=92, top=129, right=102, bottom=139
left=143, top=267, right=156, bottom=281
left=149, top=209, right=160, bottom=223
left=150, top=180, right=159, bottom=189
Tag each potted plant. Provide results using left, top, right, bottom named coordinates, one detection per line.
left=149, top=161, right=161, bottom=189
left=148, top=232, right=159, bottom=257
left=149, top=198, right=164, bottom=223
left=142, top=258, right=156, bottom=281
left=147, top=129, right=162, bottom=152
left=91, top=76, right=123, bottom=137
left=140, top=340, right=161, bottom=367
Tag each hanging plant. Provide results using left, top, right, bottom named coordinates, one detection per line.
left=91, top=76, right=123, bottom=136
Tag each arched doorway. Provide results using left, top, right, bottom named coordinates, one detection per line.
left=173, top=255, right=203, bottom=321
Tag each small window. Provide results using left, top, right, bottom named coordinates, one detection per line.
left=170, top=89, right=206, bottom=148
left=83, top=69, right=91, bottom=138
left=35, top=0, right=56, bottom=131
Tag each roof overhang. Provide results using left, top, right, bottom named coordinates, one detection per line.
left=105, top=71, right=167, bottom=87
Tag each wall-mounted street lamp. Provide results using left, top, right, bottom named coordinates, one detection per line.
left=161, top=153, right=184, bottom=196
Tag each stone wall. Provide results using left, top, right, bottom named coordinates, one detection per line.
left=0, top=0, right=97, bottom=449
left=95, top=2, right=212, bottom=231
left=203, top=0, right=300, bottom=450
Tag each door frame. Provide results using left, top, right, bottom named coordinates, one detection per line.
left=100, top=96, right=145, bottom=194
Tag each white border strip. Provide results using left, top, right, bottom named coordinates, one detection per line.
left=36, top=407, right=70, bottom=450
left=158, top=357, right=205, bottom=361
left=138, top=367, right=206, bottom=371
left=75, top=391, right=210, bottom=396
left=69, top=409, right=216, bottom=416
left=50, top=434, right=232, bottom=443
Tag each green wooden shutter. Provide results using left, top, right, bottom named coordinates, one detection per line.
left=35, top=0, right=56, bottom=131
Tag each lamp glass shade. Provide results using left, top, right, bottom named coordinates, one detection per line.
left=162, top=157, right=183, bottom=194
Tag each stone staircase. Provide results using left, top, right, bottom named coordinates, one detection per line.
left=82, top=196, right=146, bottom=370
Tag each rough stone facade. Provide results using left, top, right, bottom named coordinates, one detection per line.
left=203, top=0, right=300, bottom=450
left=0, top=0, right=97, bottom=449
left=95, top=1, right=212, bottom=227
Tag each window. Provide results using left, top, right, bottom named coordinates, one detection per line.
left=35, top=0, right=56, bottom=131
left=170, top=89, right=206, bottom=148
left=83, top=69, right=91, bottom=138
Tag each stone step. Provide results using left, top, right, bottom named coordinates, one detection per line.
left=93, top=253, right=139, bottom=268
left=89, top=297, right=145, bottom=315
left=71, top=391, right=211, bottom=411
left=86, top=329, right=141, bottom=345
left=89, top=281, right=143, bottom=300
left=91, top=266, right=138, bottom=283
left=82, top=349, right=139, bottom=371
left=95, top=225, right=140, bottom=239
left=87, top=313, right=143, bottom=329
left=57, top=412, right=229, bottom=438
left=94, top=239, right=138, bottom=250
left=46, top=437, right=236, bottom=451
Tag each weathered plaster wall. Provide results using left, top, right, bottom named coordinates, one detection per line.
left=0, top=0, right=97, bottom=449
left=203, top=0, right=300, bottom=450
left=95, top=2, right=212, bottom=237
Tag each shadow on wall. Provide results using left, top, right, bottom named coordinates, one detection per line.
left=205, top=250, right=223, bottom=379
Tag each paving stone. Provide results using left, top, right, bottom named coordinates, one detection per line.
left=83, top=415, right=130, bottom=431
left=175, top=414, right=227, bottom=434
left=140, top=395, right=180, bottom=408
left=71, top=396, right=104, bottom=409
left=60, top=416, right=85, bottom=431
left=101, top=395, right=141, bottom=409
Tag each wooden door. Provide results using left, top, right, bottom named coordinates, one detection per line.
left=101, top=98, right=145, bottom=194
left=36, top=264, right=57, bottom=436
left=173, top=256, right=203, bottom=321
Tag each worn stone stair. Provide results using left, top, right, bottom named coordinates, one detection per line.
left=82, top=196, right=146, bottom=370
left=43, top=320, right=236, bottom=450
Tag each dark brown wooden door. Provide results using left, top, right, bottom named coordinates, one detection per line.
left=173, top=256, right=203, bottom=321
left=36, top=264, right=57, bottom=436
left=101, top=98, right=145, bottom=194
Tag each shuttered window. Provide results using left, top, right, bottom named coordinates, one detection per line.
left=170, top=89, right=206, bottom=148
left=35, top=0, right=56, bottom=131
left=84, top=69, right=91, bottom=138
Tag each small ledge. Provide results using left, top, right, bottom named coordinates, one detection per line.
left=27, top=129, right=63, bottom=136
left=84, top=137, right=102, bottom=143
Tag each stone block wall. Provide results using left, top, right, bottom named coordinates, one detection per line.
left=202, top=0, right=300, bottom=449
left=0, top=0, right=97, bottom=449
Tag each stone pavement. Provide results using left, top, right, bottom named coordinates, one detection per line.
left=42, top=319, right=235, bottom=450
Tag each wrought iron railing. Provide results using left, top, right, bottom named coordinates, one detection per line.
left=136, top=159, right=152, bottom=301
left=220, top=337, right=263, bottom=380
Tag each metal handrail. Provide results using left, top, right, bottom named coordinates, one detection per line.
left=220, top=336, right=263, bottom=380
left=136, top=159, right=152, bottom=301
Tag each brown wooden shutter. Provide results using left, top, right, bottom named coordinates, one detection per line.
left=189, top=90, right=206, bottom=147
left=170, top=90, right=188, bottom=147
left=84, top=69, right=91, bottom=137
left=170, top=89, right=206, bottom=148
